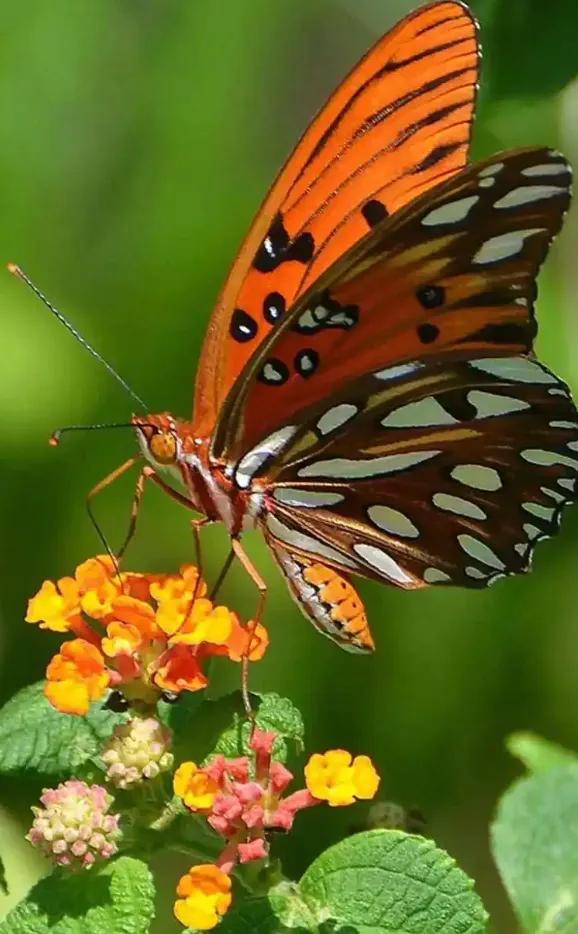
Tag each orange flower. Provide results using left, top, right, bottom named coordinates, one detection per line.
left=30, top=556, right=269, bottom=714
left=174, top=864, right=232, bottom=930
left=154, top=644, right=208, bottom=693
left=45, top=639, right=110, bottom=715
left=174, top=762, right=219, bottom=810
left=304, top=750, right=380, bottom=807
left=227, top=618, right=269, bottom=662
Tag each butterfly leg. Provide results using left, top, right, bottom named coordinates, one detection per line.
left=231, top=538, right=267, bottom=718
left=87, top=460, right=197, bottom=564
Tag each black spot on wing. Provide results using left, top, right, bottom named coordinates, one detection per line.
left=417, top=322, right=440, bottom=344
left=361, top=199, right=389, bottom=228
left=263, top=292, right=286, bottom=325
left=253, top=213, right=315, bottom=273
left=230, top=308, right=258, bottom=343
left=416, top=285, right=445, bottom=309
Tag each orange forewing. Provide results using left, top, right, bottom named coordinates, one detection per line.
left=212, top=148, right=570, bottom=460
left=193, top=0, right=478, bottom=435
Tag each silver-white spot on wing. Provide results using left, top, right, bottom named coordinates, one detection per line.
left=374, top=362, right=423, bottom=382
left=469, top=357, right=558, bottom=385
left=466, top=389, right=530, bottom=418
left=523, top=502, right=556, bottom=522
left=568, top=441, right=578, bottom=452
left=522, top=162, right=569, bottom=176
left=541, top=486, right=565, bottom=504
left=521, top=449, right=578, bottom=471
left=317, top=403, right=358, bottom=436
left=297, top=450, right=441, bottom=480
left=352, top=543, right=412, bottom=584
left=421, top=195, right=479, bottom=226
left=479, top=177, right=496, bottom=188
left=266, top=515, right=356, bottom=568
left=558, top=478, right=575, bottom=491
left=367, top=505, right=419, bottom=539
left=235, top=425, right=297, bottom=489
left=479, top=162, right=505, bottom=178
left=523, top=522, right=542, bottom=541
left=423, top=567, right=451, bottom=584
left=549, top=387, right=569, bottom=397
left=451, top=464, right=503, bottom=491
left=457, top=534, right=505, bottom=570
left=549, top=421, right=577, bottom=429
left=381, top=396, right=457, bottom=429
left=272, top=488, right=345, bottom=508
left=465, top=565, right=489, bottom=580
left=432, top=492, right=487, bottom=521
left=473, top=228, right=544, bottom=265
left=494, top=185, right=565, bottom=209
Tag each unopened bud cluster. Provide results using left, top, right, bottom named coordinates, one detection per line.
left=102, top=716, right=174, bottom=789
left=26, top=780, right=121, bottom=869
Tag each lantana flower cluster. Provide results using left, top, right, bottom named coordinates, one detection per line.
left=26, top=556, right=268, bottom=715
left=23, top=557, right=381, bottom=932
left=173, top=729, right=380, bottom=929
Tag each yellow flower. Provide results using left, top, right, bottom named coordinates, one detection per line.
left=171, top=603, right=235, bottom=646
left=26, top=578, right=82, bottom=632
left=174, top=762, right=219, bottom=810
left=75, top=555, right=120, bottom=619
left=174, top=864, right=232, bottom=930
left=304, top=750, right=380, bottom=807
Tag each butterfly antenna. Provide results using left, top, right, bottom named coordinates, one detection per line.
left=49, top=422, right=150, bottom=446
left=7, top=262, right=149, bottom=411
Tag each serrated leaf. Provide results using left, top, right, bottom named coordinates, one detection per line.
left=299, top=830, right=488, bottom=933
left=0, top=856, right=155, bottom=934
left=171, top=691, right=304, bottom=766
left=506, top=732, right=578, bottom=774
left=206, top=883, right=313, bottom=934
left=212, top=693, right=304, bottom=763
left=0, top=683, right=125, bottom=777
left=492, top=764, right=578, bottom=932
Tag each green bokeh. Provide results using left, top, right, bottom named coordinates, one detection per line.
left=1, top=1, right=578, bottom=930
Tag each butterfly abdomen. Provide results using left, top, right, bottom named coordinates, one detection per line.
left=270, top=546, right=374, bottom=653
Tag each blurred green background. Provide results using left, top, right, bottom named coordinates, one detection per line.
left=1, top=1, right=578, bottom=930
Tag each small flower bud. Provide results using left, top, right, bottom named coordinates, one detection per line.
left=102, top=716, right=174, bottom=789
left=26, top=780, right=121, bottom=870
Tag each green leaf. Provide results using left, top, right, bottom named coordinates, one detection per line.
left=0, top=683, right=125, bottom=777
left=212, top=893, right=309, bottom=934
left=506, top=732, right=578, bottom=774
left=0, top=856, right=155, bottom=934
left=469, top=0, right=578, bottom=99
left=0, top=855, right=7, bottom=896
left=299, top=830, right=488, bottom=933
left=171, top=691, right=304, bottom=765
left=492, top=763, right=578, bottom=932
left=212, top=693, right=304, bottom=763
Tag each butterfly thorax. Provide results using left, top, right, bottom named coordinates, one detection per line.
left=132, top=412, right=258, bottom=535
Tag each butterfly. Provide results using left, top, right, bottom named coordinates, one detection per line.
left=124, top=1, right=574, bottom=652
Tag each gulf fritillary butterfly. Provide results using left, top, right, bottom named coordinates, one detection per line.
left=18, top=0, right=577, bottom=654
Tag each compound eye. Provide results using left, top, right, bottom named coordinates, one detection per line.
left=149, top=431, right=177, bottom=464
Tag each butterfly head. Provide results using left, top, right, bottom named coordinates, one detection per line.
left=132, top=413, right=183, bottom=468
